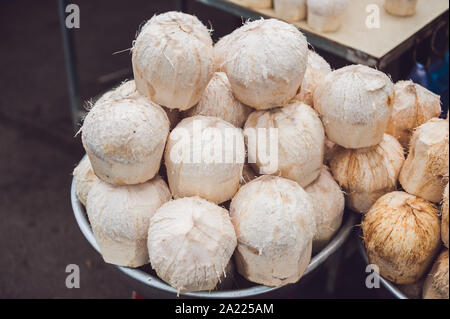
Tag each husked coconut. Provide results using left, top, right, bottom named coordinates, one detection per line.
left=82, top=93, right=170, bottom=185
left=314, top=65, right=394, bottom=149
left=442, top=183, right=449, bottom=248
left=73, top=156, right=99, bottom=206
left=148, top=197, right=237, bottom=293
left=399, top=118, right=449, bottom=203
left=240, top=163, right=258, bottom=185
left=241, top=0, right=272, bottom=9
left=86, top=176, right=171, bottom=267
left=305, top=166, right=345, bottom=251
left=214, top=35, right=231, bottom=72
left=423, top=249, right=449, bottom=299
left=274, top=0, right=307, bottom=22
left=386, top=81, right=441, bottom=148
left=97, top=80, right=180, bottom=129
left=330, top=134, right=405, bottom=213
left=244, top=102, right=324, bottom=187
left=385, top=0, right=418, bottom=17
left=165, top=116, right=245, bottom=204
left=293, top=50, right=332, bottom=107
left=230, top=175, right=316, bottom=286
left=307, top=0, right=349, bottom=32
left=132, top=12, right=214, bottom=110
left=362, top=191, right=441, bottom=284
left=183, top=72, right=252, bottom=127
left=223, top=19, right=308, bottom=110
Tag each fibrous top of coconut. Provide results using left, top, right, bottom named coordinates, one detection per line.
left=307, top=0, right=350, bottom=16
left=362, top=191, right=441, bottom=266
left=82, top=94, right=170, bottom=164
left=136, top=11, right=212, bottom=47
left=387, top=80, right=441, bottom=147
left=148, top=196, right=237, bottom=293
left=315, top=64, right=394, bottom=126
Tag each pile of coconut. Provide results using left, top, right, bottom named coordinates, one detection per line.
left=73, top=11, right=448, bottom=298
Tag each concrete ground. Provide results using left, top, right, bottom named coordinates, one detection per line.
left=0, top=0, right=380, bottom=298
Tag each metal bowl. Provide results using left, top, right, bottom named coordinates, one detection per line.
left=357, top=234, right=408, bottom=299
left=71, top=174, right=358, bottom=298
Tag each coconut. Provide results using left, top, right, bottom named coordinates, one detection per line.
left=442, top=183, right=449, bottom=248
left=165, top=115, right=245, bottom=204
left=244, top=101, right=324, bottom=187
left=305, top=166, right=345, bottom=251
left=213, top=35, right=231, bottom=72
left=314, top=65, right=394, bottom=149
left=82, top=91, right=170, bottom=185
left=274, top=0, right=307, bottom=22
left=362, top=191, right=441, bottom=284
left=240, top=163, right=258, bottom=185
left=73, top=156, right=99, bottom=206
left=423, top=249, right=449, bottom=299
left=132, top=11, right=214, bottom=110
left=241, top=0, right=273, bottom=9
left=386, top=81, right=441, bottom=148
left=148, top=197, right=237, bottom=293
left=398, top=279, right=425, bottom=299
left=399, top=118, right=449, bottom=203
left=307, top=0, right=349, bottom=32
left=324, top=136, right=338, bottom=164
left=97, top=80, right=180, bottom=130
left=330, top=134, right=405, bottom=213
left=385, top=0, right=418, bottom=17
left=183, top=72, right=252, bottom=127
left=230, top=175, right=315, bottom=286
left=293, top=50, right=332, bottom=107
left=86, top=176, right=171, bottom=267
left=223, top=19, right=308, bottom=110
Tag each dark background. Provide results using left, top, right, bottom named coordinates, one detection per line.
left=0, top=0, right=446, bottom=298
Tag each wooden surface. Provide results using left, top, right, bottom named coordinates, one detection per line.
left=225, top=0, right=448, bottom=59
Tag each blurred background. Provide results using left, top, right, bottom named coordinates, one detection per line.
left=0, top=0, right=448, bottom=298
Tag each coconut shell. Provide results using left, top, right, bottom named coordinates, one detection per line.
left=314, top=65, right=394, bottom=149
left=399, top=118, right=449, bottom=203
left=362, top=191, right=441, bottom=285
left=244, top=101, right=325, bottom=187
left=148, top=197, right=237, bottom=293
left=386, top=81, right=441, bottom=148
left=132, top=12, right=214, bottom=110
left=183, top=72, right=252, bottom=128
left=223, top=19, right=308, bottom=110
left=330, top=134, right=405, bottom=213
left=423, top=249, right=449, bottom=299
left=230, top=175, right=316, bottom=287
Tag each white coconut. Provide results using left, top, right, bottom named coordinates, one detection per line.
left=73, top=156, right=99, bottom=206
left=86, top=176, right=171, bottom=267
left=314, top=65, right=394, bottom=149
left=183, top=72, right=252, bottom=128
left=305, top=166, right=345, bottom=251
left=442, top=183, right=449, bottom=248
left=385, top=0, right=418, bottom=17
left=82, top=91, right=170, bottom=185
left=423, top=249, right=449, bottom=299
left=330, top=134, right=405, bottom=213
left=241, top=0, right=273, bottom=9
left=386, top=81, right=441, bottom=148
left=148, top=197, right=237, bottom=293
left=293, top=50, right=332, bottom=107
left=132, top=12, right=214, bottom=110
left=307, top=0, right=349, bottom=32
left=362, top=191, right=441, bottom=284
left=213, top=34, right=231, bottom=72
left=223, top=18, right=308, bottom=110
left=244, top=102, right=325, bottom=187
left=230, top=175, right=315, bottom=286
left=274, top=0, right=307, bottom=22
left=165, top=115, right=245, bottom=204
left=97, top=80, right=180, bottom=130
left=399, top=118, right=449, bottom=203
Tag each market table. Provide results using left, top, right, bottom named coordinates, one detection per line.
left=196, top=0, right=449, bottom=69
